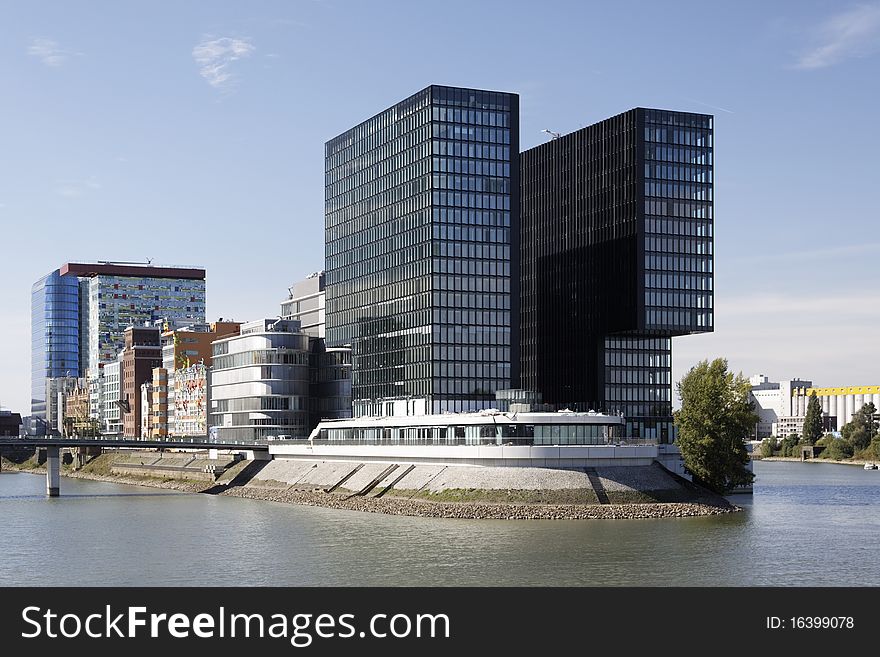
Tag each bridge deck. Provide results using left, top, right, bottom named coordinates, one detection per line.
left=0, top=438, right=268, bottom=450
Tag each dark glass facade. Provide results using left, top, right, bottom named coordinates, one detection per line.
left=325, top=85, right=519, bottom=415
left=520, top=108, right=713, bottom=442
left=31, top=270, right=80, bottom=430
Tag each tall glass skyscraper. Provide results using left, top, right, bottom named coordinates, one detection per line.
left=31, top=270, right=81, bottom=432
left=325, top=85, right=519, bottom=416
left=520, top=108, right=714, bottom=442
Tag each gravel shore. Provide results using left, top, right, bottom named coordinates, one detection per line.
left=7, top=460, right=742, bottom=520
left=221, top=484, right=740, bottom=520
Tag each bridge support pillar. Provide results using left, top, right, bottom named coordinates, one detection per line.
left=46, top=446, right=60, bottom=497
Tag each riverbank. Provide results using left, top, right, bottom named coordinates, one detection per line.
left=3, top=451, right=741, bottom=520
left=220, top=481, right=737, bottom=519
left=757, top=456, right=878, bottom=467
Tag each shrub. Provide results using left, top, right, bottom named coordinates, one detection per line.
left=823, top=438, right=854, bottom=461
left=759, top=437, right=778, bottom=458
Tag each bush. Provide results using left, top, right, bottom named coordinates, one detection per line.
left=759, top=437, right=778, bottom=458
left=778, top=433, right=799, bottom=457
left=871, top=436, right=880, bottom=460
left=823, top=438, right=854, bottom=460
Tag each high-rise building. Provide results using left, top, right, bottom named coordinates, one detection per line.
left=30, top=262, right=206, bottom=433
left=69, top=262, right=206, bottom=377
left=325, top=85, right=519, bottom=416
left=31, top=270, right=81, bottom=433
left=520, top=108, right=714, bottom=442
left=281, top=272, right=352, bottom=430
left=281, top=272, right=325, bottom=338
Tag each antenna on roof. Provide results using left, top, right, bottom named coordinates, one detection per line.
left=541, top=129, right=561, bottom=140
left=97, top=260, right=154, bottom=266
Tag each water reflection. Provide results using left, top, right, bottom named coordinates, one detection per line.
left=1, top=461, right=878, bottom=586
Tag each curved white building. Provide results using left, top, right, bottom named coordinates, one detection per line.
left=210, top=319, right=311, bottom=442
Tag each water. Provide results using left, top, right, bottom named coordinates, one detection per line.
left=2, top=460, right=879, bottom=586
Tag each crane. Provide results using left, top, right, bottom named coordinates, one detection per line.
left=542, top=129, right=561, bottom=140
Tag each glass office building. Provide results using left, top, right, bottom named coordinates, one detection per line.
left=31, top=270, right=81, bottom=433
left=325, top=85, right=519, bottom=416
left=520, top=108, right=713, bottom=442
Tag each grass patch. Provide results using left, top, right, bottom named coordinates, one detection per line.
left=78, top=454, right=116, bottom=476
left=396, top=488, right=600, bottom=504
left=605, top=489, right=695, bottom=504
left=16, top=454, right=45, bottom=470
left=245, top=478, right=291, bottom=489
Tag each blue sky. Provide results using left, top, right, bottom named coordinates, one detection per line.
left=1, top=0, right=878, bottom=413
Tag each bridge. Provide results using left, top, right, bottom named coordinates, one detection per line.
left=0, top=437, right=269, bottom=497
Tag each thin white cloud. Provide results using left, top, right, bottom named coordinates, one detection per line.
left=55, top=177, right=101, bottom=198
left=681, top=97, right=735, bottom=114
left=56, top=185, right=82, bottom=198
left=796, top=3, right=880, bottom=69
left=192, top=36, right=255, bottom=89
left=28, top=38, right=80, bottom=67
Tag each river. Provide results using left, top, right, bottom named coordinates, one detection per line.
left=1, top=460, right=878, bottom=586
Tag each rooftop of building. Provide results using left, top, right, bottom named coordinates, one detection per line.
left=313, top=408, right=625, bottom=429
left=211, top=318, right=305, bottom=342
left=59, top=262, right=205, bottom=280
left=326, top=84, right=519, bottom=151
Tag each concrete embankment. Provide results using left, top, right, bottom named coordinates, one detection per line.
left=48, top=451, right=739, bottom=520
left=233, top=458, right=736, bottom=518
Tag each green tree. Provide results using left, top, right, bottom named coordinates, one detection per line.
left=801, top=392, right=824, bottom=446
left=759, top=436, right=778, bottom=458
left=823, top=437, right=854, bottom=461
left=841, top=402, right=878, bottom=452
left=780, top=433, right=799, bottom=457
left=871, top=435, right=880, bottom=460
left=674, top=358, right=757, bottom=494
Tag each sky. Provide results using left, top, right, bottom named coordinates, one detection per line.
left=1, top=0, right=878, bottom=414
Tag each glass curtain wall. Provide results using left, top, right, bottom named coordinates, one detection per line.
left=31, top=270, right=80, bottom=431
left=325, top=85, right=519, bottom=416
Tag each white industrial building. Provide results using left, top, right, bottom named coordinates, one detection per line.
left=748, top=375, right=813, bottom=439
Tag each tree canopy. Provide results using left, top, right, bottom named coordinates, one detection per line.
left=841, top=402, right=878, bottom=452
left=674, top=358, right=757, bottom=494
left=801, top=391, right=824, bottom=446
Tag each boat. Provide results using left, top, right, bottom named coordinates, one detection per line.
left=864, top=463, right=878, bottom=470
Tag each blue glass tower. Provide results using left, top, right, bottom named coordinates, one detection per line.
left=31, top=269, right=80, bottom=433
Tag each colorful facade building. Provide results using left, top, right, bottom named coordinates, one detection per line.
left=173, top=363, right=210, bottom=438
left=150, top=321, right=241, bottom=437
